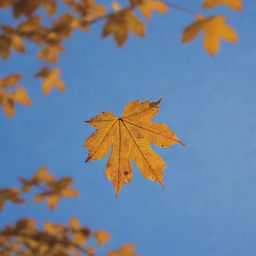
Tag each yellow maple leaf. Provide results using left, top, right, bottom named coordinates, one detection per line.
left=35, top=67, right=64, bottom=95
left=202, top=0, right=242, bottom=11
left=181, top=15, right=237, bottom=56
left=102, top=9, right=145, bottom=47
left=83, top=99, right=183, bottom=197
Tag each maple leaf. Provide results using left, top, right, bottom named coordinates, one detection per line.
left=202, top=0, right=242, bottom=11
left=83, top=99, right=183, bottom=197
left=102, top=9, right=145, bottom=47
left=181, top=15, right=237, bottom=56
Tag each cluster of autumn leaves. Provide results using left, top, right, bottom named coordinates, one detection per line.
left=0, top=0, right=243, bottom=117
left=0, top=167, right=139, bottom=256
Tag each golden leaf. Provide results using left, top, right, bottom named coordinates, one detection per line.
left=94, top=230, right=111, bottom=246
left=202, top=0, right=242, bottom=11
left=35, top=67, right=64, bottom=95
left=83, top=99, right=183, bottom=197
left=181, top=15, right=237, bottom=55
left=108, top=244, right=138, bottom=256
left=137, top=0, right=168, bottom=19
left=102, top=9, right=145, bottom=47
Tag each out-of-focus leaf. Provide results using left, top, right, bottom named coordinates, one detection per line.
left=94, top=230, right=111, bottom=246
left=35, top=67, right=64, bottom=95
left=182, top=15, right=237, bottom=55
left=102, top=9, right=145, bottom=47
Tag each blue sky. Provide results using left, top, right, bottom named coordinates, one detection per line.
left=1, top=1, right=256, bottom=255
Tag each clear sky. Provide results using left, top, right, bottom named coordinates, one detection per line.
left=1, top=1, right=256, bottom=255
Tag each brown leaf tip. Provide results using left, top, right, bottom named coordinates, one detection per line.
left=85, top=156, right=91, bottom=163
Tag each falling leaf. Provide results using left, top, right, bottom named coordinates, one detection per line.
left=83, top=99, right=183, bottom=197
left=94, top=230, right=111, bottom=246
left=202, top=0, right=242, bottom=11
left=35, top=67, right=64, bottom=95
left=102, top=9, right=145, bottom=47
left=181, top=15, right=237, bottom=55
left=108, top=244, right=138, bottom=256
